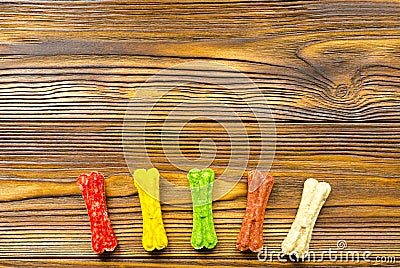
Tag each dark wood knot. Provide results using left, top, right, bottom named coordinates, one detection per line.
left=332, top=84, right=349, bottom=98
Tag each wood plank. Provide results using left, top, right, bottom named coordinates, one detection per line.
left=0, top=1, right=399, bottom=121
left=0, top=121, right=398, bottom=265
left=0, top=52, right=398, bottom=121
left=1, top=0, right=399, bottom=42
left=0, top=258, right=397, bottom=268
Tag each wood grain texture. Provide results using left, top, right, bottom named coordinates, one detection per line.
left=0, top=0, right=399, bottom=267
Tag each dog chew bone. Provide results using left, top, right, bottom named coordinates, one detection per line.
left=236, top=170, right=274, bottom=252
left=187, top=168, right=218, bottom=249
left=77, top=171, right=118, bottom=254
left=133, top=168, right=168, bottom=251
left=281, top=178, right=331, bottom=257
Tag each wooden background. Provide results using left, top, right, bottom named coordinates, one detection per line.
left=0, top=0, right=399, bottom=267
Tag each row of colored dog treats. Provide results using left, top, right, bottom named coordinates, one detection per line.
left=77, top=168, right=331, bottom=256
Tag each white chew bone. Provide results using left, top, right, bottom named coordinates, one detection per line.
left=281, top=178, right=331, bottom=257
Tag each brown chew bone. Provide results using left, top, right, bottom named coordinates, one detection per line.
left=236, top=170, right=274, bottom=252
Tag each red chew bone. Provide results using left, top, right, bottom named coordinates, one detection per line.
left=236, top=170, right=274, bottom=252
left=77, top=171, right=117, bottom=254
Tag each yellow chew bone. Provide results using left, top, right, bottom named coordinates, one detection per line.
left=133, top=168, right=168, bottom=251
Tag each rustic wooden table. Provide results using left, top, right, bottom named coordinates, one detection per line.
left=0, top=1, right=399, bottom=267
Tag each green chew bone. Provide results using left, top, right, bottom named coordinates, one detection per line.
left=187, top=168, right=218, bottom=249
